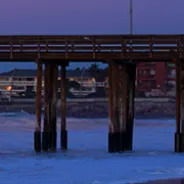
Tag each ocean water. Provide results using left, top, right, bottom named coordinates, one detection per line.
left=0, top=112, right=183, bottom=184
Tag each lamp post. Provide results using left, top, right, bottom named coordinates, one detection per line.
left=80, top=67, right=86, bottom=97
left=10, top=68, right=16, bottom=102
left=130, top=0, right=133, bottom=35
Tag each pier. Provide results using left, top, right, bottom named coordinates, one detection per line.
left=0, top=34, right=184, bottom=153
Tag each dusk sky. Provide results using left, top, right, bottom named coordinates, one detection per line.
left=0, top=0, right=183, bottom=72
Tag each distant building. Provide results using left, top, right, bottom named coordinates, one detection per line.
left=136, top=62, right=176, bottom=92
left=0, top=63, right=175, bottom=98
left=0, top=69, right=97, bottom=97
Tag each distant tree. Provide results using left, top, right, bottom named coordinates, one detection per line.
left=102, top=66, right=108, bottom=79
left=88, top=63, right=99, bottom=71
left=87, top=63, right=108, bottom=82
left=75, top=67, right=81, bottom=72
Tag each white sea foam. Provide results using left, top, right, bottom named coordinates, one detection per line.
left=0, top=112, right=182, bottom=184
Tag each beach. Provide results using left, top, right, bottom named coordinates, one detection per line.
left=0, top=112, right=183, bottom=184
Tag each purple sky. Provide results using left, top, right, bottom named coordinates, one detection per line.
left=0, top=0, right=183, bottom=72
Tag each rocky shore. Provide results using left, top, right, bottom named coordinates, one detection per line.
left=0, top=100, right=176, bottom=118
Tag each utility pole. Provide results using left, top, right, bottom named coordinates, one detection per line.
left=130, top=0, right=133, bottom=35
left=80, top=67, right=86, bottom=97
left=129, top=0, right=133, bottom=63
left=10, top=68, right=16, bottom=102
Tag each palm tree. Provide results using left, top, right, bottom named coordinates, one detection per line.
left=87, top=63, right=100, bottom=80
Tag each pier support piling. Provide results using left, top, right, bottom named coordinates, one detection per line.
left=42, top=63, right=58, bottom=152
left=34, top=60, right=42, bottom=152
left=180, top=60, right=184, bottom=152
left=175, top=60, right=182, bottom=152
left=49, top=64, right=58, bottom=151
left=126, top=64, right=136, bottom=151
left=42, top=63, right=49, bottom=151
left=47, top=66, right=52, bottom=150
left=108, top=63, right=136, bottom=153
left=119, top=65, right=128, bottom=152
left=108, top=63, right=114, bottom=152
left=60, top=64, right=68, bottom=150
left=119, top=64, right=136, bottom=151
left=108, top=64, right=121, bottom=152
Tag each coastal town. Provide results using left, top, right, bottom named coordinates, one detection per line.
left=0, top=62, right=176, bottom=119
left=0, top=62, right=176, bottom=102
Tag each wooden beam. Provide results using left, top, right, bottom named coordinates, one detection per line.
left=0, top=51, right=179, bottom=62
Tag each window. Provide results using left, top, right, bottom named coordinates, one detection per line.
left=167, top=63, right=175, bottom=67
left=168, top=69, right=176, bottom=77
left=150, top=70, right=155, bottom=75
left=168, top=81, right=176, bottom=85
left=171, top=70, right=176, bottom=76
left=27, top=78, right=34, bottom=81
left=3, top=78, right=10, bottom=81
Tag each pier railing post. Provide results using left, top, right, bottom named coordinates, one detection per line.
left=34, top=59, right=42, bottom=152
left=60, top=63, right=68, bottom=150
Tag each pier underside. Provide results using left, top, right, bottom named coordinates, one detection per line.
left=0, top=34, right=183, bottom=153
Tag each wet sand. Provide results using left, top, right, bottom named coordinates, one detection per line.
left=136, top=178, right=184, bottom=184
left=0, top=113, right=182, bottom=184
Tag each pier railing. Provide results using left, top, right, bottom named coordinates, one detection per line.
left=0, top=35, right=183, bottom=61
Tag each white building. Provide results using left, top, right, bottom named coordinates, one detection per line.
left=0, top=69, right=101, bottom=97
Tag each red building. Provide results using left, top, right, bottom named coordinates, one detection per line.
left=136, top=62, right=176, bottom=92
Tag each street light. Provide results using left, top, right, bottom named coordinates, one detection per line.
left=130, top=0, right=133, bottom=35
left=80, top=67, right=86, bottom=97
left=10, top=68, right=16, bottom=102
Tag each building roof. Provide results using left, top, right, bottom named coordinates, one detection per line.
left=0, top=69, right=92, bottom=78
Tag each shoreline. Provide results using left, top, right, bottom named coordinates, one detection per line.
left=136, top=178, right=184, bottom=184
left=0, top=100, right=176, bottom=119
